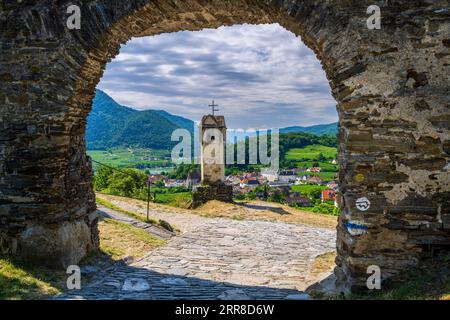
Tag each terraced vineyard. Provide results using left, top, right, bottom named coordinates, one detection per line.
left=285, top=145, right=337, bottom=161
left=284, top=144, right=338, bottom=182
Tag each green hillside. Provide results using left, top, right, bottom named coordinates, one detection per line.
left=281, top=122, right=338, bottom=136
left=112, top=110, right=179, bottom=149
left=86, top=90, right=194, bottom=150
left=86, top=90, right=136, bottom=150
left=154, top=110, right=195, bottom=132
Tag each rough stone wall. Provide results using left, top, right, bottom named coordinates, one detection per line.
left=330, top=2, right=450, bottom=292
left=192, top=185, right=234, bottom=209
left=0, top=0, right=449, bottom=291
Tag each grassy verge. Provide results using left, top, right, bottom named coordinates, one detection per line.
left=154, top=192, right=192, bottom=209
left=97, top=191, right=192, bottom=211
left=97, top=196, right=176, bottom=232
left=309, top=252, right=337, bottom=280
left=356, top=253, right=450, bottom=300
left=94, top=217, right=165, bottom=261
left=0, top=259, right=66, bottom=300
left=0, top=216, right=166, bottom=300
left=97, top=197, right=159, bottom=225
left=298, top=203, right=339, bottom=216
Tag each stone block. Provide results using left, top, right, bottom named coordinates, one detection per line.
left=19, top=216, right=99, bottom=269
left=192, top=184, right=233, bottom=208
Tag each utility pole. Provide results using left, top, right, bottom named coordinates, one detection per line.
left=92, top=159, right=154, bottom=221
left=146, top=178, right=151, bottom=222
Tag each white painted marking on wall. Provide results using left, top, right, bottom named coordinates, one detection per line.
left=356, top=197, right=371, bottom=211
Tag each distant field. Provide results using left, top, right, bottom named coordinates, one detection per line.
left=286, top=145, right=337, bottom=161
left=155, top=192, right=192, bottom=208
left=294, top=161, right=338, bottom=172
left=291, top=184, right=328, bottom=195
left=296, top=171, right=337, bottom=181
left=88, top=148, right=173, bottom=170
left=285, top=145, right=338, bottom=174
left=88, top=144, right=338, bottom=176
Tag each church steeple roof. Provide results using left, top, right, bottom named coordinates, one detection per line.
left=201, top=114, right=226, bottom=128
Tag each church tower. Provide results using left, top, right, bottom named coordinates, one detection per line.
left=192, top=101, right=233, bottom=208
left=200, top=114, right=226, bottom=184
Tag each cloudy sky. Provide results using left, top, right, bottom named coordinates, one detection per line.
left=98, top=23, right=337, bottom=129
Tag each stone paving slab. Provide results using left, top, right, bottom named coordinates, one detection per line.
left=59, top=216, right=336, bottom=300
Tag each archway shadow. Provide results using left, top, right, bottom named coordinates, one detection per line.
left=57, top=263, right=310, bottom=300
left=236, top=202, right=291, bottom=216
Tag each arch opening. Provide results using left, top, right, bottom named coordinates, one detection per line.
left=0, top=0, right=449, bottom=295
left=87, top=22, right=339, bottom=295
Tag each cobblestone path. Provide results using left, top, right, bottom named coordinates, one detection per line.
left=60, top=212, right=336, bottom=300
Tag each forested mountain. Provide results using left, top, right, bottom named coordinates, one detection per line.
left=280, top=122, right=338, bottom=136
left=154, top=110, right=195, bottom=132
left=86, top=90, right=194, bottom=150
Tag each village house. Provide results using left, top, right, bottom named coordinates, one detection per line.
left=185, top=171, right=201, bottom=189
left=248, top=179, right=260, bottom=187
left=260, top=168, right=279, bottom=182
left=306, top=167, right=322, bottom=173
left=306, top=175, right=324, bottom=185
left=257, top=176, right=268, bottom=185
left=267, top=181, right=291, bottom=189
left=234, top=187, right=248, bottom=195
left=295, top=174, right=311, bottom=185
left=164, top=179, right=184, bottom=188
left=225, top=175, right=242, bottom=186
left=290, top=192, right=301, bottom=197
left=224, top=179, right=232, bottom=186
left=291, top=167, right=308, bottom=174
left=278, top=170, right=297, bottom=183
left=142, top=156, right=160, bottom=161
left=240, top=178, right=260, bottom=189
left=326, top=180, right=339, bottom=191
left=148, top=174, right=165, bottom=184
left=256, top=190, right=268, bottom=200
left=280, top=169, right=296, bottom=175
left=244, top=172, right=258, bottom=179
left=284, top=194, right=311, bottom=207
left=321, top=189, right=336, bottom=202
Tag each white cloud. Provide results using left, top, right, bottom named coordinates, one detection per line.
left=98, top=23, right=337, bottom=129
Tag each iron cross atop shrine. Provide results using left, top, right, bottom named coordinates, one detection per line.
left=209, top=100, right=219, bottom=116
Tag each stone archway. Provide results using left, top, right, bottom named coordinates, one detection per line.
left=0, top=0, right=449, bottom=292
